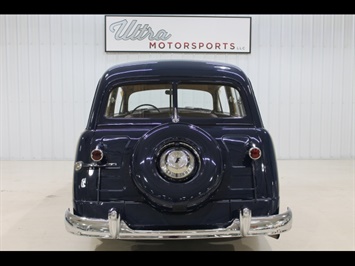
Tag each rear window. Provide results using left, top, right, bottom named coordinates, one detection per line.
left=105, top=83, right=246, bottom=119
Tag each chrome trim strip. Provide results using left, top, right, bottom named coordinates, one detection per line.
left=65, top=207, right=292, bottom=240
left=75, top=162, right=118, bottom=168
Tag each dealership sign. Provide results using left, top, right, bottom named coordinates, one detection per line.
left=105, top=15, right=251, bottom=53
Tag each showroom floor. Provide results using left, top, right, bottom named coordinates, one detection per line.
left=0, top=160, right=354, bottom=251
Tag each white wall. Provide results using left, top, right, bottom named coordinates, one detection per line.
left=1, top=14, right=354, bottom=160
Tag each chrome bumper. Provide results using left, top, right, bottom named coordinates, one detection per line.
left=64, top=207, right=292, bottom=240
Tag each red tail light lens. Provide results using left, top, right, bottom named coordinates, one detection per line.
left=91, top=149, right=103, bottom=162
left=249, top=147, right=261, bottom=160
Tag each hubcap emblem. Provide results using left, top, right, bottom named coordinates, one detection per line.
left=159, top=147, right=196, bottom=180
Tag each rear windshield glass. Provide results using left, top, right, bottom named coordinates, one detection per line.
left=105, top=83, right=246, bottom=119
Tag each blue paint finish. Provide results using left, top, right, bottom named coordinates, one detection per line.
left=72, top=59, right=281, bottom=229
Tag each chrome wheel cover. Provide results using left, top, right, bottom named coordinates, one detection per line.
left=158, top=144, right=198, bottom=181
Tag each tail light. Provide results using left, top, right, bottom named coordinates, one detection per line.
left=91, top=149, right=103, bottom=162
left=249, top=147, right=261, bottom=160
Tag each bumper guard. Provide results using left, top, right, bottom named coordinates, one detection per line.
left=64, top=207, right=292, bottom=240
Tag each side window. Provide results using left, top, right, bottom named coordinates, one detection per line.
left=105, top=87, right=123, bottom=117
left=233, top=88, right=246, bottom=117
left=217, top=86, right=229, bottom=113
left=217, top=86, right=246, bottom=118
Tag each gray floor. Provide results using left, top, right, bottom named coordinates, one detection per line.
left=1, top=160, right=354, bottom=251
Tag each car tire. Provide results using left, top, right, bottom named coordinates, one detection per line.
left=131, top=122, right=224, bottom=213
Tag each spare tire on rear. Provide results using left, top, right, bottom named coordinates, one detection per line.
left=131, top=123, right=224, bottom=213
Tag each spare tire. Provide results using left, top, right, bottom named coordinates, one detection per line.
left=131, top=123, right=224, bottom=213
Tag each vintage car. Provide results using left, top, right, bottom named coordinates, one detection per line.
left=64, top=59, right=292, bottom=240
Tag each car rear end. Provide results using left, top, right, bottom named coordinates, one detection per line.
left=65, top=60, right=292, bottom=239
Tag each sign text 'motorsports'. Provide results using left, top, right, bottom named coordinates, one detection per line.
left=105, top=16, right=251, bottom=53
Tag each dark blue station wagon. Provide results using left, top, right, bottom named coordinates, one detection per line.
left=65, top=60, right=292, bottom=239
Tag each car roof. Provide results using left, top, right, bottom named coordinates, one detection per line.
left=102, top=59, right=250, bottom=85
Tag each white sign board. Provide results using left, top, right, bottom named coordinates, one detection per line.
left=105, top=15, right=251, bottom=53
